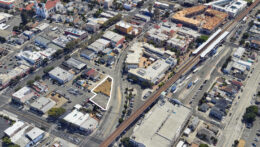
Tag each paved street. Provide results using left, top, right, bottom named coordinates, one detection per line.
left=218, top=56, right=260, bottom=147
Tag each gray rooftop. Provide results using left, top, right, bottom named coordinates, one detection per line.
left=131, top=100, right=191, bottom=147
left=30, top=97, right=56, bottom=113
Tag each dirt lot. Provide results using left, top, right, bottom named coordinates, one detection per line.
left=93, top=77, right=112, bottom=96
left=46, top=92, right=68, bottom=108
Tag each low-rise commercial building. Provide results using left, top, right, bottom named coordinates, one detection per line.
left=233, top=47, right=245, bottom=59
left=48, top=67, right=74, bottom=84
left=4, top=121, right=45, bottom=147
left=35, top=36, right=51, bottom=48
left=0, top=64, right=30, bottom=89
left=131, top=99, right=191, bottom=147
left=0, top=12, right=12, bottom=23
left=64, top=28, right=87, bottom=40
left=115, top=21, right=133, bottom=34
left=80, top=49, right=96, bottom=60
left=0, top=0, right=15, bottom=8
left=30, top=97, right=56, bottom=114
left=52, top=35, right=73, bottom=48
left=16, top=50, right=44, bottom=67
left=62, top=107, right=98, bottom=133
left=129, top=59, right=171, bottom=84
left=125, top=42, right=144, bottom=69
left=39, top=48, right=57, bottom=60
left=134, top=14, right=151, bottom=22
left=63, top=57, right=86, bottom=71
left=88, top=38, right=110, bottom=53
left=12, top=86, right=37, bottom=104
left=102, top=31, right=125, bottom=47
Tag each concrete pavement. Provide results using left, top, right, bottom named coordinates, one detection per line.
left=218, top=56, right=260, bottom=147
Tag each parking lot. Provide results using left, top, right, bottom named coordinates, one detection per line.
left=242, top=117, right=260, bottom=147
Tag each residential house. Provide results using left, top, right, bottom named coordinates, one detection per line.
left=209, top=107, right=225, bottom=120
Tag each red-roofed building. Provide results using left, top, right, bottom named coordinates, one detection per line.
left=0, top=0, right=15, bottom=9
left=84, top=68, right=100, bottom=81
left=231, top=80, right=243, bottom=88
left=35, top=0, right=60, bottom=18
left=177, top=23, right=183, bottom=27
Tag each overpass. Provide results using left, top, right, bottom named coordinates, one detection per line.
left=100, top=1, right=260, bottom=146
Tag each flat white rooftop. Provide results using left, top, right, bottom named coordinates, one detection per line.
left=131, top=100, right=191, bottom=147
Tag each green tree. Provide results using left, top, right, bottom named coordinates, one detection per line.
left=199, top=144, right=209, bottom=147
left=8, top=144, right=20, bottom=147
left=13, top=26, right=19, bottom=32
left=34, top=75, right=41, bottom=81
left=243, top=105, right=258, bottom=123
left=196, top=35, right=209, bottom=44
left=48, top=108, right=66, bottom=118
left=242, top=33, right=249, bottom=39
left=43, top=66, right=54, bottom=73
left=53, top=49, right=63, bottom=58
left=64, top=39, right=79, bottom=53
left=41, top=58, right=48, bottom=66
left=2, top=136, right=12, bottom=145
left=239, top=39, right=245, bottom=45
left=27, top=80, right=35, bottom=87
left=121, top=137, right=130, bottom=146
left=15, top=86, right=22, bottom=92
left=246, top=105, right=258, bottom=114
left=119, top=118, right=124, bottom=124
left=0, top=36, right=6, bottom=43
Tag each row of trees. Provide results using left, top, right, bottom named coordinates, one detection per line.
left=101, top=14, right=122, bottom=30
left=243, top=105, right=258, bottom=123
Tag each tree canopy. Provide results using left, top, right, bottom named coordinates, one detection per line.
left=199, top=144, right=209, bottom=147
left=243, top=105, right=258, bottom=123
left=48, top=107, right=66, bottom=118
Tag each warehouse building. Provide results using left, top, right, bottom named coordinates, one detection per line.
left=30, top=97, right=56, bottom=114
left=63, top=57, right=87, bottom=71
left=62, top=106, right=98, bottom=133
left=102, top=31, right=125, bottom=48
left=4, top=121, right=45, bottom=147
left=48, top=67, right=74, bottom=84
left=131, top=99, right=191, bottom=147
left=88, top=38, right=110, bottom=53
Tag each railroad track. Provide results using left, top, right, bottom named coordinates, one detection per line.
left=99, top=1, right=260, bottom=146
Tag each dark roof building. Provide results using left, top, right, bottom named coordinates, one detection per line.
left=209, top=107, right=225, bottom=121
left=197, top=128, right=215, bottom=144
left=198, top=103, right=209, bottom=112
left=231, top=80, right=243, bottom=88
left=83, top=68, right=100, bottom=81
